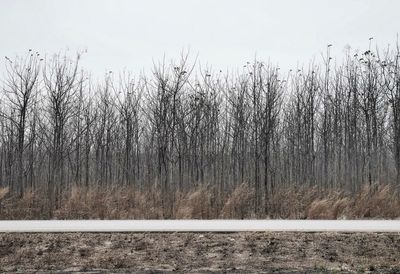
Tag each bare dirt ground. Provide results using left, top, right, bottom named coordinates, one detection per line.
left=0, top=232, right=399, bottom=273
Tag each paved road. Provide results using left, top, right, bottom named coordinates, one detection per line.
left=0, top=220, right=400, bottom=232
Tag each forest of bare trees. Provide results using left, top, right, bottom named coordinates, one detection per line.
left=1, top=41, right=400, bottom=217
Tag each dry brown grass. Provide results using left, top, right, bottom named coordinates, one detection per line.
left=53, top=186, right=165, bottom=219
left=0, top=187, right=44, bottom=219
left=0, top=183, right=399, bottom=220
left=175, top=185, right=214, bottom=219
left=304, top=184, right=400, bottom=219
left=0, top=187, right=9, bottom=200
left=221, top=183, right=254, bottom=219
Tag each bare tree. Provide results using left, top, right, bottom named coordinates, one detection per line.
left=2, top=51, right=41, bottom=196
left=43, top=53, right=80, bottom=210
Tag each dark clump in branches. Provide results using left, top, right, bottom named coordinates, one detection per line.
left=0, top=42, right=400, bottom=216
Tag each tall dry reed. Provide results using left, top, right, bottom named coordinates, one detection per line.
left=0, top=183, right=399, bottom=220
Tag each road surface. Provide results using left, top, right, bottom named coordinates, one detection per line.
left=0, top=220, right=400, bottom=232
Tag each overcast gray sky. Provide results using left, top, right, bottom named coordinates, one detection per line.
left=0, top=0, right=399, bottom=78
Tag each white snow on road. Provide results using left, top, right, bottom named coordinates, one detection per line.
left=0, top=220, right=400, bottom=232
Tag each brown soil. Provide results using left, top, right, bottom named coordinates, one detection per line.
left=0, top=232, right=399, bottom=273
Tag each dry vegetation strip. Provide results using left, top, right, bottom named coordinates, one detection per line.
left=1, top=183, right=399, bottom=220
left=0, top=232, right=399, bottom=273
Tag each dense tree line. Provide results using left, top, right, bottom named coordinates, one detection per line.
left=1, top=42, right=400, bottom=213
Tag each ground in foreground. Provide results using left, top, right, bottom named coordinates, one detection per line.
left=0, top=232, right=399, bottom=273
